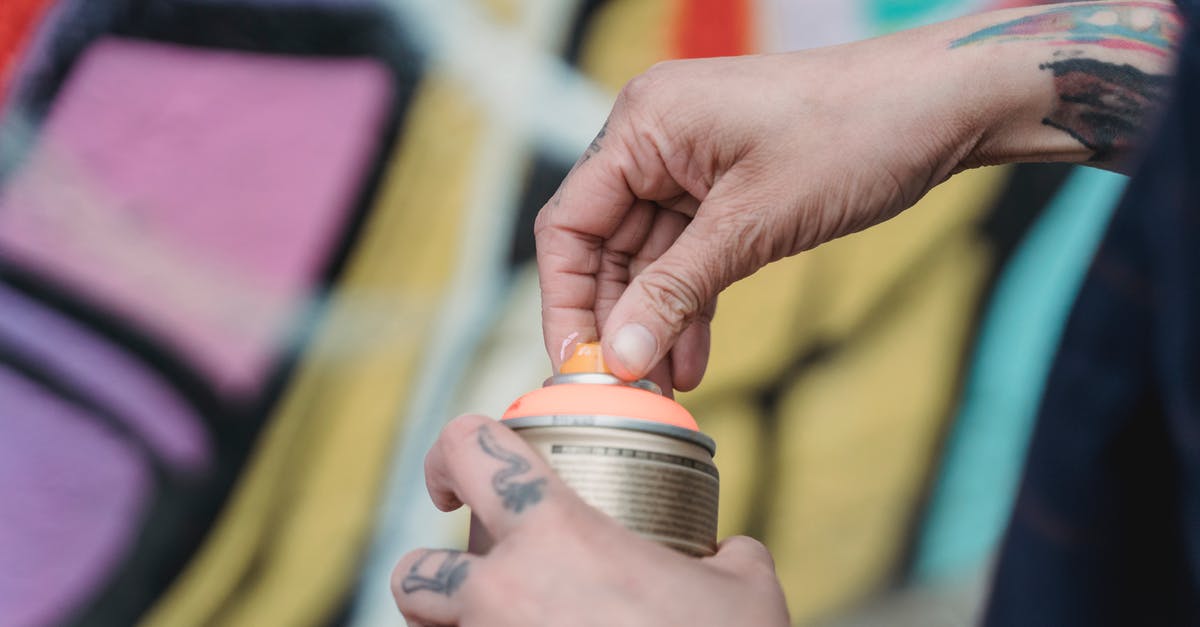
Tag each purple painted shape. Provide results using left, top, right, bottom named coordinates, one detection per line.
left=0, top=37, right=393, bottom=396
left=0, top=366, right=150, bottom=627
left=0, top=284, right=210, bottom=472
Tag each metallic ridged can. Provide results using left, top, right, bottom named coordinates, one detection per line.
left=470, top=343, right=719, bottom=557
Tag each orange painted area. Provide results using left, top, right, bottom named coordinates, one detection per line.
left=0, top=0, right=54, bottom=102
left=560, top=341, right=609, bottom=374
left=671, top=0, right=753, bottom=59
left=503, top=384, right=700, bottom=431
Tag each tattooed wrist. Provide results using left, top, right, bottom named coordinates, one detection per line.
left=950, top=2, right=1182, bottom=57
left=950, top=1, right=1181, bottom=165
left=1039, top=53, right=1171, bottom=161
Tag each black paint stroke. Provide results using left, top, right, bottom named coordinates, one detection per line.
left=1040, top=58, right=1171, bottom=162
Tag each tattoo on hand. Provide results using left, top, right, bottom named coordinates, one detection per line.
left=580, top=120, right=608, bottom=163
left=1040, top=56, right=1170, bottom=161
left=401, top=550, right=470, bottom=596
left=950, top=2, right=1182, bottom=57
left=478, top=425, right=547, bottom=513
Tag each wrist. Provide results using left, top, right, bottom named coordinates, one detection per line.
left=953, top=33, right=1095, bottom=169
left=938, top=1, right=1182, bottom=172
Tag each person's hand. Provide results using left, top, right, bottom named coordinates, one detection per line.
left=535, top=1, right=1180, bottom=392
left=391, top=414, right=790, bottom=627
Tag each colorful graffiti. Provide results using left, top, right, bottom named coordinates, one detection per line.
left=0, top=1, right=1125, bottom=625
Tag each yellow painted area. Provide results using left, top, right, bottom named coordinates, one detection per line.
left=683, top=255, right=822, bottom=401
left=676, top=167, right=1008, bottom=622
left=140, top=76, right=480, bottom=627
left=692, top=396, right=764, bottom=538
left=767, top=232, right=989, bottom=623
left=689, top=167, right=1008, bottom=405
left=804, top=167, right=1009, bottom=340
left=578, top=0, right=673, bottom=92
left=477, top=0, right=520, bottom=26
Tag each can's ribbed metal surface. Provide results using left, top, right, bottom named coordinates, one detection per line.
left=512, top=419, right=719, bottom=557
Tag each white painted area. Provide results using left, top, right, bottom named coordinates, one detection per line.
left=378, top=0, right=611, bottom=163
left=449, top=264, right=551, bottom=421
left=1129, top=8, right=1157, bottom=31
left=1087, top=10, right=1120, bottom=27
left=350, top=1, right=588, bottom=624
left=759, top=0, right=869, bottom=52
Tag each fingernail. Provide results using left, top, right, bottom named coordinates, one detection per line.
left=610, top=323, right=657, bottom=376
left=559, top=331, right=581, bottom=363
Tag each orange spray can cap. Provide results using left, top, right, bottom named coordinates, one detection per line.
left=501, top=342, right=701, bottom=435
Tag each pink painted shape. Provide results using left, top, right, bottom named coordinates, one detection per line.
left=0, top=38, right=392, bottom=396
left=1043, top=37, right=1172, bottom=57
left=0, top=366, right=149, bottom=627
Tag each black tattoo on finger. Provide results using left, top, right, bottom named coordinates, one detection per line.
left=580, top=120, right=608, bottom=163
left=401, top=550, right=470, bottom=596
left=478, top=425, right=547, bottom=513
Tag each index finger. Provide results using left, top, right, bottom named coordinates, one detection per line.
left=534, top=181, right=637, bottom=370
left=424, top=414, right=576, bottom=541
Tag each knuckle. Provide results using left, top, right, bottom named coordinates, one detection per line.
left=536, top=495, right=587, bottom=534
left=533, top=205, right=552, bottom=239
left=746, top=543, right=777, bottom=574
left=390, top=551, right=422, bottom=598
left=645, top=59, right=677, bottom=73
left=699, top=203, right=777, bottom=274
left=468, top=561, right=513, bottom=609
left=635, top=270, right=704, bottom=331
left=599, top=246, right=632, bottom=272
left=729, top=216, right=775, bottom=267
left=617, top=72, right=654, bottom=109
left=697, top=298, right=718, bottom=325
left=533, top=197, right=564, bottom=240
left=730, top=537, right=778, bottom=578
left=437, top=415, right=486, bottom=458
left=618, top=62, right=676, bottom=111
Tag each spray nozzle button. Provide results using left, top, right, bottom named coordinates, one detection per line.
left=559, top=341, right=608, bottom=374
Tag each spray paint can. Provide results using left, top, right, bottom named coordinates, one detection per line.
left=469, top=343, right=719, bottom=557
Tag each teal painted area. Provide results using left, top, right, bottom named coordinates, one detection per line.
left=869, top=0, right=989, bottom=33
left=949, top=5, right=1174, bottom=50
left=870, top=0, right=959, bottom=28
left=912, top=167, right=1128, bottom=581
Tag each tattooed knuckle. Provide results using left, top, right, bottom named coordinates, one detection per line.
left=392, top=548, right=471, bottom=605
left=390, top=554, right=418, bottom=598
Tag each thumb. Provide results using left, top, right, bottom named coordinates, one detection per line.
left=601, top=192, right=766, bottom=381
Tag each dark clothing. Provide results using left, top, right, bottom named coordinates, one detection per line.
left=986, top=2, right=1200, bottom=625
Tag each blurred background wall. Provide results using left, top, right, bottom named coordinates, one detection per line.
left=0, top=0, right=1127, bottom=625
